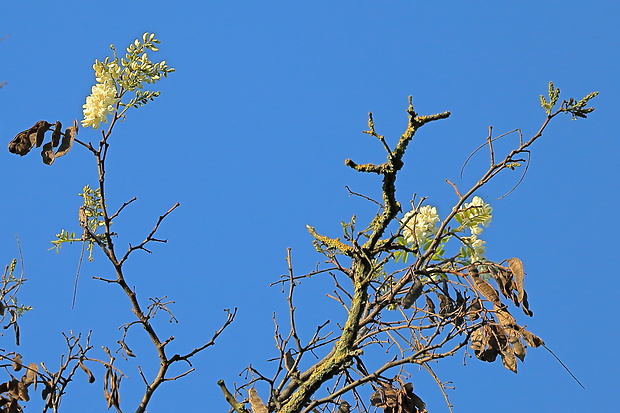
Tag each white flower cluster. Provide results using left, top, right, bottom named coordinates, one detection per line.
left=81, top=69, right=119, bottom=129
left=402, top=205, right=440, bottom=246
left=457, top=196, right=492, bottom=235
left=461, top=235, right=486, bottom=262
left=456, top=196, right=493, bottom=262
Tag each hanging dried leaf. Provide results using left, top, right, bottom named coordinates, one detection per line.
left=402, top=277, right=423, bottom=309
left=488, top=265, right=515, bottom=301
left=471, top=275, right=502, bottom=307
left=500, top=349, right=518, bottom=373
left=508, top=258, right=525, bottom=302
left=7, top=398, right=19, bottom=413
left=495, top=307, right=517, bottom=327
left=248, top=388, right=268, bottom=413
left=470, top=325, right=501, bottom=362
left=520, top=328, right=545, bottom=348
left=21, top=363, right=38, bottom=388
left=11, top=354, right=22, bottom=371
left=509, top=334, right=527, bottom=362
left=521, top=290, right=533, bottom=316
left=8, top=378, right=28, bottom=402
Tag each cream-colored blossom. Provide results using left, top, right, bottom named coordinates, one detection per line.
left=82, top=73, right=119, bottom=129
left=462, top=235, right=486, bottom=262
left=402, top=205, right=440, bottom=246
left=457, top=196, right=492, bottom=235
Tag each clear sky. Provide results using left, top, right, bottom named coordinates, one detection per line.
left=1, top=1, right=618, bottom=412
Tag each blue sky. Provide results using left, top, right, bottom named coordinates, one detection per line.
left=0, top=1, right=618, bottom=412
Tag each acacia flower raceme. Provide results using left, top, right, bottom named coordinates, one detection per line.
left=402, top=205, right=440, bottom=246
left=457, top=196, right=493, bottom=235
left=462, top=235, right=486, bottom=262
left=81, top=70, right=120, bottom=129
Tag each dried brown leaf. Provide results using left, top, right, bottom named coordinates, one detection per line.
left=7, top=398, right=19, bottom=413
left=501, top=350, right=518, bottom=373
left=508, top=257, right=525, bottom=302
left=511, top=337, right=527, bottom=362
left=495, top=307, right=517, bottom=327
left=521, top=290, right=534, bottom=316
left=471, top=276, right=502, bottom=306
left=520, top=329, right=545, bottom=348
left=11, top=354, right=22, bottom=372
left=21, top=363, right=38, bottom=387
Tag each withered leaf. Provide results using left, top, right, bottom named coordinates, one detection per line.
left=511, top=336, right=527, bottom=362
left=21, top=363, right=38, bottom=387
left=508, top=257, right=525, bottom=302
left=12, top=354, right=22, bottom=371
left=500, top=350, right=518, bottom=373
left=521, top=290, right=533, bottom=316
left=520, top=329, right=544, bottom=348
left=471, top=276, right=502, bottom=307
left=489, top=265, right=515, bottom=300
left=8, top=398, right=19, bottom=413
left=370, top=389, right=383, bottom=406
left=402, top=277, right=423, bottom=309
left=0, top=301, right=5, bottom=316
left=8, top=378, right=28, bottom=401
left=495, top=307, right=517, bottom=327
left=0, top=381, right=9, bottom=393
left=248, top=388, right=268, bottom=413
left=41, top=382, right=52, bottom=401
left=16, top=381, right=28, bottom=402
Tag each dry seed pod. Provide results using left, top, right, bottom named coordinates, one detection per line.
left=402, top=277, right=422, bottom=309
left=8, top=121, right=51, bottom=156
